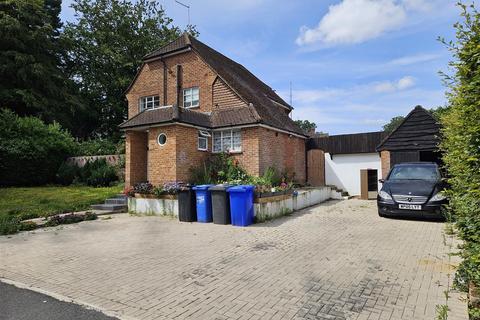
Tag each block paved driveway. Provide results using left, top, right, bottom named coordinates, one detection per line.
left=0, top=200, right=467, bottom=320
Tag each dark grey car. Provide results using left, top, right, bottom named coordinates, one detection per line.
left=377, top=162, right=447, bottom=218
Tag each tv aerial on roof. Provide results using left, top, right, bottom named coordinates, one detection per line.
left=175, top=0, right=190, bottom=26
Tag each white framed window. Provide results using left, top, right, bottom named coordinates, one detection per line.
left=198, top=130, right=210, bottom=151
left=213, top=130, right=241, bottom=153
left=139, top=95, right=160, bottom=111
left=183, top=87, right=199, bottom=108
left=157, top=133, right=167, bottom=146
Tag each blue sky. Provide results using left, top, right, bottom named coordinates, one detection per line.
left=61, top=0, right=459, bottom=135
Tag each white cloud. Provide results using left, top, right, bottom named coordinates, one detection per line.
left=296, top=0, right=433, bottom=47
left=282, top=76, right=416, bottom=104
left=373, top=76, right=415, bottom=92
left=389, top=53, right=441, bottom=66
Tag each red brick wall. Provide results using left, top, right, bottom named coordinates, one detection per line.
left=125, top=131, right=148, bottom=187
left=174, top=126, right=210, bottom=182
left=257, top=127, right=306, bottom=183
left=230, top=127, right=260, bottom=176
left=126, top=62, right=163, bottom=118
left=126, top=51, right=217, bottom=118
left=146, top=125, right=210, bottom=185
left=380, top=150, right=391, bottom=179
left=147, top=127, right=177, bottom=185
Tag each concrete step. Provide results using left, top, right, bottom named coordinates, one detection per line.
left=105, top=198, right=127, bottom=205
left=90, top=204, right=127, bottom=211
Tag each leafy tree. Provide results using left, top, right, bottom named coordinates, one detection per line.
left=382, top=116, right=405, bottom=133
left=62, top=0, right=197, bottom=139
left=0, top=109, right=76, bottom=186
left=0, top=0, right=82, bottom=131
left=294, top=119, right=317, bottom=134
left=439, top=3, right=480, bottom=291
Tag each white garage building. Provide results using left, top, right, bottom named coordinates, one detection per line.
left=308, top=131, right=387, bottom=197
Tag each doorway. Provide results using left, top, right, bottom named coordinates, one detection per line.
left=360, top=169, right=378, bottom=200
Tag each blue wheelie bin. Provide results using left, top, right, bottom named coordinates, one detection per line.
left=192, top=184, right=214, bottom=222
left=227, top=185, right=255, bottom=226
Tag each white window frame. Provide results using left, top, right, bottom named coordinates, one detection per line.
left=212, top=130, right=241, bottom=153
left=139, top=95, right=160, bottom=111
left=198, top=130, right=210, bottom=151
left=157, top=133, right=167, bottom=146
left=183, top=87, right=199, bottom=108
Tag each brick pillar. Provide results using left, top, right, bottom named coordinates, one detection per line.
left=380, top=150, right=391, bottom=179
left=125, top=131, right=148, bottom=187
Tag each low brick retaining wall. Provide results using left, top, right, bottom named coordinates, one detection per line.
left=254, top=187, right=332, bottom=221
left=128, top=196, right=179, bottom=217
left=128, top=187, right=333, bottom=221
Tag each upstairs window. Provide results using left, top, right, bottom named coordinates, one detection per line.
left=139, top=95, right=160, bottom=111
left=213, top=130, right=241, bottom=153
left=183, top=87, right=199, bottom=108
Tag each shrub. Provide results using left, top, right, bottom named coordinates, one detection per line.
left=0, top=216, right=19, bottom=235
left=84, top=162, right=118, bottom=187
left=189, top=152, right=249, bottom=184
left=18, top=221, right=37, bottom=232
left=56, top=162, right=80, bottom=185
left=74, top=139, right=121, bottom=156
left=45, top=212, right=97, bottom=227
left=56, top=158, right=118, bottom=187
left=440, top=3, right=480, bottom=292
left=0, top=109, right=76, bottom=186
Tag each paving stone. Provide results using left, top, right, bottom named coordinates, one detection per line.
left=0, top=200, right=468, bottom=319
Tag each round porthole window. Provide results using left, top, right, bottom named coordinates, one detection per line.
left=157, top=133, right=167, bottom=146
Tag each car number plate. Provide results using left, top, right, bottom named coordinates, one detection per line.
left=398, top=204, right=421, bottom=210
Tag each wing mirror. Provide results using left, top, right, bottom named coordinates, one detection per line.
left=379, top=179, right=385, bottom=183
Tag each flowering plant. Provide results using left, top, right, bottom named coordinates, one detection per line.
left=133, top=182, right=153, bottom=194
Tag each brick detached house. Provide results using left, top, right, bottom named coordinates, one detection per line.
left=120, top=33, right=307, bottom=187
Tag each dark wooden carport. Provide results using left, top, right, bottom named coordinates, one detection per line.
left=376, top=105, right=442, bottom=177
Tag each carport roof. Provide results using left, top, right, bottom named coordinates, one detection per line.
left=308, top=131, right=387, bottom=154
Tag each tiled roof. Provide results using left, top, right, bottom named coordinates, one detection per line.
left=126, top=33, right=305, bottom=136
left=119, top=107, right=210, bottom=129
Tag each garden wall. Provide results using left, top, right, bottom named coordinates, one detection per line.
left=128, top=197, right=178, bottom=217
left=254, top=187, right=332, bottom=221
left=66, top=154, right=124, bottom=167
left=127, top=187, right=334, bottom=222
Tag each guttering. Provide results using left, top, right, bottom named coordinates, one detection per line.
left=122, top=121, right=307, bottom=139
left=212, top=123, right=307, bottom=139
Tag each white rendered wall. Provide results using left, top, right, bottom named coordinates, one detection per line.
left=324, top=153, right=382, bottom=196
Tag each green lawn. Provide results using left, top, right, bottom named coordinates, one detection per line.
left=0, top=184, right=123, bottom=220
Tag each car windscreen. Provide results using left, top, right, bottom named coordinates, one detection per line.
left=388, top=165, right=440, bottom=181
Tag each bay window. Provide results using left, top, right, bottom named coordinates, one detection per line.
left=213, top=130, right=241, bottom=153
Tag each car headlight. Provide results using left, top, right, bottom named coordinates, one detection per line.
left=430, top=192, right=446, bottom=202
left=378, top=190, right=392, bottom=200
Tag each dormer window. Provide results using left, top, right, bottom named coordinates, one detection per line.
left=183, top=87, right=199, bottom=108
left=139, top=95, right=160, bottom=111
